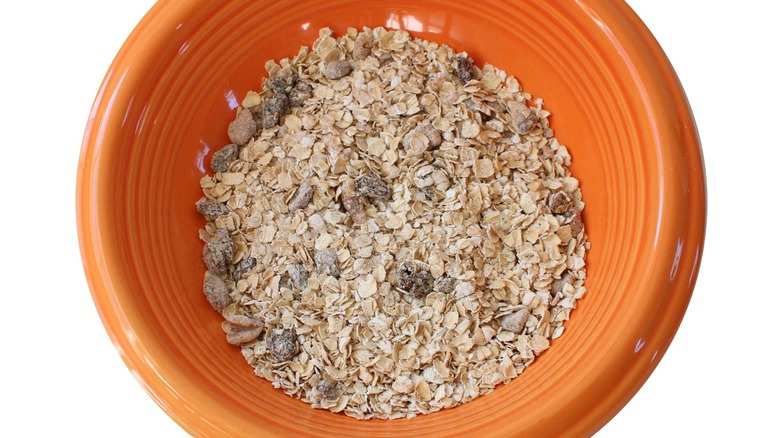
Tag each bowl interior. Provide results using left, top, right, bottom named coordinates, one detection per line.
left=78, top=0, right=705, bottom=436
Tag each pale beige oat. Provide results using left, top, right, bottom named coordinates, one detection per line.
left=196, top=27, right=588, bottom=419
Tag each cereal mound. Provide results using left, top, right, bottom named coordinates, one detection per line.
left=196, top=27, right=588, bottom=419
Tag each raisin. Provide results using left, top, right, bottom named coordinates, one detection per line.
left=196, top=197, right=229, bottom=221
left=262, top=93, right=290, bottom=129
left=227, top=109, right=257, bottom=146
left=516, top=108, right=539, bottom=134
left=315, top=379, right=340, bottom=400
left=314, top=250, right=340, bottom=278
left=232, top=257, right=256, bottom=281
left=453, top=55, right=474, bottom=84
left=355, top=174, right=390, bottom=200
left=203, top=270, right=230, bottom=312
left=267, top=328, right=298, bottom=362
left=323, top=60, right=353, bottom=80
left=288, top=264, right=310, bottom=290
left=265, top=73, right=297, bottom=94
left=210, top=144, right=239, bottom=173
left=202, top=228, right=234, bottom=275
left=287, top=183, right=314, bottom=211
left=396, top=262, right=434, bottom=299
left=289, top=81, right=313, bottom=107
left=434, top=275, right=458, bottom=294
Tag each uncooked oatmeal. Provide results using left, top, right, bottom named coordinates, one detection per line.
left=196, top=27, right=588, bottom=419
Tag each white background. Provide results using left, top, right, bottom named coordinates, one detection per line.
left=0, top=1, right=777, bottom=437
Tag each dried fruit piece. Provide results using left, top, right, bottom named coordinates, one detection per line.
left=202, top=229, right=234, bottom=274
left=507, top=101, right=539, bottom=134
left=196, top=197, right=229, bottom=221
left=232, top=257, right=256, bottom=281
left=547, top=191, right=573, bottom=214
left=353, top=34, right=373, bottom=60
left=453, top=55, right=474, bottom=84
left=323, top=60, right=353, bottom=80
left=341, top=195, right=366, bottom=223
left=262, top=93, right=290, bottom=129
left=434, top=275, right=458, bottom=294
left=314, top=378, right=340, bottom=400
left=268, top=328, right=298, bottom=362
left=228, top=108, right=257, bottom=146
left=289, top=81, right=313, bottom=107
left=288, top=183, right=314, bottom=211
left=396, top=262, right=434, bottom=298
left=314, top=250, right=341, bottom=277
left=499, top=309, right=530, bottom=334
left=265, top=74, right=297, bottom=94
left=288, top=264, right=310, bottom=290
left=210, top=144, right=240, bottom=173
left=570, top=213, right=584, bottom=238
left=355, top=174, right=390, bottom=200
left=203, top=270, right=230, bottom=311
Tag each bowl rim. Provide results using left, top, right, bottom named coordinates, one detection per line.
left=76, top=0, right=707, bottom=436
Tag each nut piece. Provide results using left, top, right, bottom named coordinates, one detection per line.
left=323, top=60, right=353, bottom=80
left=288, top=183, right=314, bottom=211
left=397, top=262, right=434, bottom=299
left=289, top=81, right=313, bottom=107
left=353, top=34, right=373, bottom=61
left=203, top=270, right=231, bottom=311
left=434, top=276, right=458, bottom=294
left=547, top=191, right=573, bottom=214
left=223, top=315, right=264, bottom=346
left=570, top=213, right=584, bottom=238
left=314, top=378, right=340, bottom=400
left=355, top=174, right=391, bottom=200
left=453, top=55, right=474, bottom=84
left=341, top=195, right=366, bottom=223
left=262, top=93, right=290, bottom=129
left=551, top=271, right=575, bottom=296
left=232, top=257, right=256, bottom=281
left=225, top=326, right=263, bottom=346
left=202, top=228, right=234, bottom=274
left=268, top=328, right=298, bottom=362
left=402, top=123, right=442, bottom=152
left=288, top=264, right=310, bottom=290
left=210, top=144, right=240, bottom=173
left=499, top=309, right=530, bottom=334
left=314, top=250, right=341, bottom=278
left=228, top=108, right=257, bottom=146
left=196, top=197, right=229, bottom=221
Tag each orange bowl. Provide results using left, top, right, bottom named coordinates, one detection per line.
left=77, top=0, right=706, bottom=436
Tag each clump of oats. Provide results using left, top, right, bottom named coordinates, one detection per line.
left=196, top=27, right=589, bottom=420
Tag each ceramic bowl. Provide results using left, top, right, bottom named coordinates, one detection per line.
left=77, top=0, right=706, bottom=436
